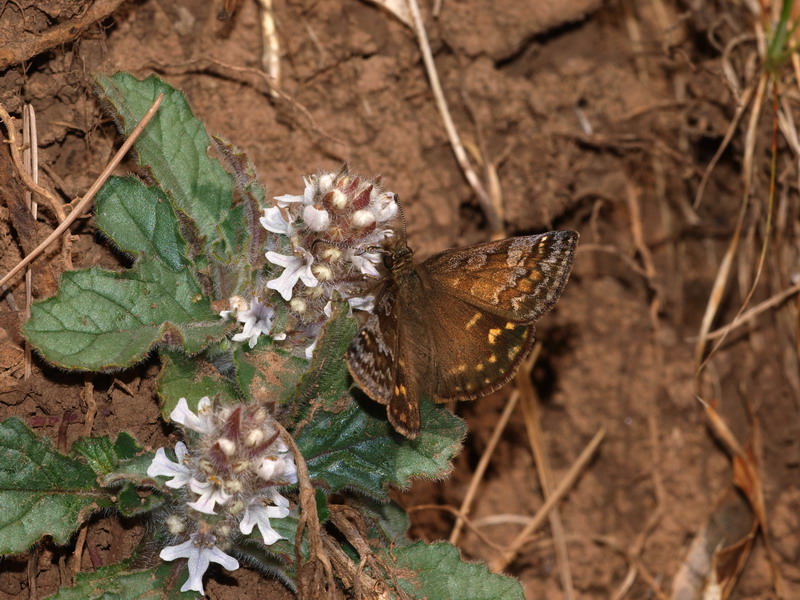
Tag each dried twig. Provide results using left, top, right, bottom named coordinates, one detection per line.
left=449, top=389, right=521, bottom=544
left=408, top=504, right=506, bottom=553
left=256, top=0, right=280, bottom=96
left=699, top=281, right=800, bottom=341
left=490, top=428, right=606, bottom=572
left=0, top=94, right=164, bottom=290
left=694, top=72, right=768, bottom=373
left=0, top=103, right=64, bottom=223
left=405, top=0, right=502, bottom=236
left=277, top=424, right=335, bottom=599
left=515, top=349, right=575, bottom=600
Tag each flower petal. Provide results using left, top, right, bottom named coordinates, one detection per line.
left=160, top=539, right=193, bottom=562
left=274, top=193, right=307, bottom=207
left=205, top=545, right=240, bottom=572
left=240, top=500, right=289, bottom=545
left=188, top=478, right=232, bottom=515
left=147, top=447, right=191, bottom=489
left=170, top=397, right=214, bottom=434
left=303, top=204, right=330, bottom=232
left=182, top=546, right=208, bottom=594
left=266, top=250, right=319, bottom=301
left=260, top=206, right=293, bottom=235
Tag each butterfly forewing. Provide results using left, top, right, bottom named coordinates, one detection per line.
left=422, top=232, right=578, bottom=323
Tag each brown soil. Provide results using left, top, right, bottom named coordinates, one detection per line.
left=1, top=1, right=798, bottom=599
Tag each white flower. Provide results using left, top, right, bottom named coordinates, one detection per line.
left=350, top=250, right=382, bottom=277
left=239, top=496, right=290, bottom=545
left=231, top=298, right=277, bottom=348
left=256, top=452, right=297, bottom=484
left=274, top=178, right=314, bottom=207
left=160, top=532, right=239, bottom=595
left=260, top=206, right=294, bottom=236
left=372, top=193, right=398, bottom=221
left=266, top=248, right=318, bottom=301
left=170, top=397, right=214, bottom=435
left=147, top=442, right=191, bottom=489
left=305, top=339, right=317, bottom=360
left=188, top=477, right=232, bottom=515
left=302, top=204, right=330, bottom=231
left=348, top=295, right=375, bottom=313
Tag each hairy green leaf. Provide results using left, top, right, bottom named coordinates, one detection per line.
left=297, top=396, right=465, bottom=498
left=391, top=542, right=524, bottom=600
left=95, top=176, right=188, bottom=271
left=292, top=299, right=358, bottom=412
left=44, top=559, right=194, bottom=599
left=24, top=257, right=231, bottom=370
left=71, top=432, right=142, bottom=476
left=95, top=73, right=238, bottom=254
left=0, top=418, right=112, bottom=554
left=157, top=349, right=241, bottom=420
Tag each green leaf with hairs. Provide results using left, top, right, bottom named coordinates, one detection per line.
left=95, top=72, right=242, bottom=262
left=95, top=175, right=188, bottom=271
left=297, top=396, right=465, bottom=498
left=0, top=418, right=113, bottom=554
left=391, top=542, right=524, bottom=600
left=292, top=299, right=358, bottom=411
left=44, top=559, right=195, bottom=599
left=23, top=257, right=231, bottom=370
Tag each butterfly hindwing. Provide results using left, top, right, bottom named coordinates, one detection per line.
left=418, top=288, right=537, bottom=401
left=346, top=283, right=399, bottom=405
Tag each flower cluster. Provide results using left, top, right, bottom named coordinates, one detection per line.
left=224, top=168, right=399, bottom=357
left=148, top=397, right=297, bottom=594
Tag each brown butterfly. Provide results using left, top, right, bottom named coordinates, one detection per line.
left=346, top=229, right=579, bottom=438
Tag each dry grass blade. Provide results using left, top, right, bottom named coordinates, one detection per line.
left=490, top=427, right=606, bottom=573
left=407, top=504, right=507, bottom=553
left=515, top=349, right=575, bottom=600
left=700, top=281, right=800, bottom=341
left=694, top=72, right=768, bottom=374
left=0, top=94, right=164, bottom=290
left=256, top=0, right=280, bottom=95
left=703, top=400, right=786, bottom=598
left=361, top=0, right=413, bottom=28
left=0, top=103, right=64, bottom=223
left=22, top=104, right=37, bottom=380
left=404, top=0, right=501, bottom=235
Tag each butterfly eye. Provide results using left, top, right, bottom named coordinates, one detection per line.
left=383, top=253, right=396, bottom=269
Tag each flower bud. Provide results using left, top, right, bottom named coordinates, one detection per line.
left=290, top=298, right=307, bottom=314
left=217, top=438, right=236, bottom=457
left=166, top=514, right=186, bottom=535
left=351, top=210, right=376, bottom=228
left=224, top=479, right=243, bottom=494
left=321, top=247, right=342, bottom=262
left=245, top=429, right=265, bottom=447
left=312, top=264, right=332, bottom=281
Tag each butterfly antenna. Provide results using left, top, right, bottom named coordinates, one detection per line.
left=313, top=238, right=386, bottom=256
left=312, top=238, right=358, bottom=251
left=394, top=194, right=408, bottom=238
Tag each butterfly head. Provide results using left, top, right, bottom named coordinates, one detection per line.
left=363, top=233, right=415, bottom=276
